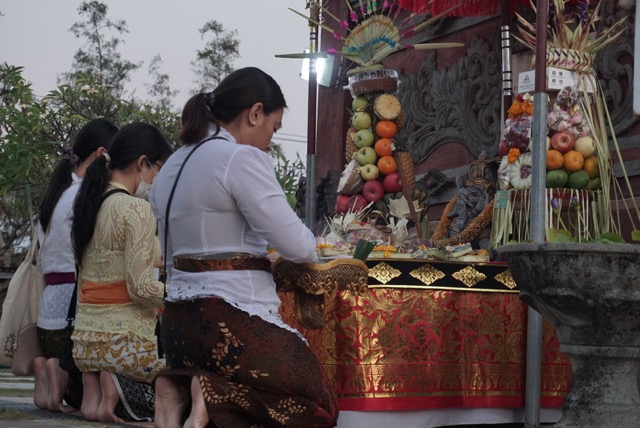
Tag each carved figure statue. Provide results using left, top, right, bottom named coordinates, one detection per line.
left=430, top=151, right=498, bottom=249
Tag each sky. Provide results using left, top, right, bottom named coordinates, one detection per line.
left=0, top=0, right=315, bottom=162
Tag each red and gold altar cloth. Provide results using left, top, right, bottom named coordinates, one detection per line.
left=278, top=259, right=572, bottom=412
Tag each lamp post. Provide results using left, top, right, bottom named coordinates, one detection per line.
left=304, top=1, right=320, bottom=230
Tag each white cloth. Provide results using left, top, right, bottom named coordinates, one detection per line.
left=36, top=173, right=80, bottom=330
left=336, top=408, right=563, bottom=428
left=149, top=128, right=317, bottom=333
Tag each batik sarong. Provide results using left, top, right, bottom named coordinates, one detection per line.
left=158, top=297, right=339, bottom=427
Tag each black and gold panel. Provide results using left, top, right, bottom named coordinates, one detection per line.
left=365, top=259, right=517, bottom=292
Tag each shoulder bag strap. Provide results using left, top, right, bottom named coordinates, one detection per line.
left=159, top=136, right=221, bottom=287
left=66, top=187, right=129, bottom=326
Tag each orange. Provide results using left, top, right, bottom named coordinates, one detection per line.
left=563, top=150, right=584, bottom=172
left=546, top=149, right=564, bottom=170
left=375, top=120, right=398, bottom=139
left=374, top=138, right=393, bottom=157
left=377, top=155, right=398, bottom=175
left=583, top=155, right=599, bottom=178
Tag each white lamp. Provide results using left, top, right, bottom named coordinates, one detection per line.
left=300, top=49, right=335, bottom=87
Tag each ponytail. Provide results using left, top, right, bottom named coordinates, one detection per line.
left=179, top=93, right=219, bottom=144
left=72, top=154, right=112, bottom=266
left=39, top=159, right=74, bottom=232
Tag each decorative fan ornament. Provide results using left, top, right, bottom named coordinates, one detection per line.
left=289, top=0, right=463, bottom=69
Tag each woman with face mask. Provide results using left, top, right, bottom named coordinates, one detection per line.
left=71, top=122, right=173, bottom=424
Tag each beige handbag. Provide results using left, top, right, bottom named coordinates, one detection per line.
left=0, top=230, right=45, bottom=373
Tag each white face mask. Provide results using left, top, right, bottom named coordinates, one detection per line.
left=133, top=159, right=157, bottom=200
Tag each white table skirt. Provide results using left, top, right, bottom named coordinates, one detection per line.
left=336, top=407, right=563, bottom=427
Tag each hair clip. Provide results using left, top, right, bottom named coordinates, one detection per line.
left=203, top=91, right=215, bottom=108
left=61, top=146, right=80, bottom=166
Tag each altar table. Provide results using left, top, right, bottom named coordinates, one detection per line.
left=278, top=259, right=572, bottom=427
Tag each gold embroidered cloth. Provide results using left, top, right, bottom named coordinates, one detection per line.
left=278, top=261, right=571, bottom=411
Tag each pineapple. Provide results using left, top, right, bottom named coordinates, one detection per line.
left=374, top=93, right=402, bottom=121
left=393, top=131, right=415, bottom=190
left=345, top=127, right=358, bottom=163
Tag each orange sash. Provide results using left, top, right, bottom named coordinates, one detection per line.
left=79, top=280, right=131, bottom=304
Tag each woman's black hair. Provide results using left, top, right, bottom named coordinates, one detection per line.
left=72, top=122, right=173, bottom=266
left=39, top=118, right=119, bottom=232
left=179, top=67, right=287, bottom=145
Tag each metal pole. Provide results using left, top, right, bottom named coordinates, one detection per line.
left=500, top=0, right=513, bottom=122
left=304, top=2, right=319, bottom=230
left=525, top=0, right=549, bottom=426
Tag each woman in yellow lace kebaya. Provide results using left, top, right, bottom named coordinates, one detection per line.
left=71, top=122, right=172, bottom=424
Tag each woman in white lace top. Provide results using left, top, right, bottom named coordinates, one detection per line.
left=149, top=67, right=338, bottom=428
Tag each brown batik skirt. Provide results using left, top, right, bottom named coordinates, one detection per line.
left=158, top=297, right=339, bottom=428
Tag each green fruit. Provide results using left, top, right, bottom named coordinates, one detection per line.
left=586, top=177, right=601, bottom=190
left=352, top=95, right=369, bottom=111
left=546, top=170, right=568, bottom=188
left=567, top=170, right=590, bottom=189
left=352, top=111, right=372, bottom=130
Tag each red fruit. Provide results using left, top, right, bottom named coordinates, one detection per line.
left=347, top=194, right=368, bottom=212
left=550, top=131, right=575, bottom=153
left=382, top=172, right=403, bottom=193
left=335, top=194, right=352, bottom=213
left=362, top=180, right=385, bottom=202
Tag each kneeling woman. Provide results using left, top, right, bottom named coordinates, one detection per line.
left=71, top=122, right=172, bottom=423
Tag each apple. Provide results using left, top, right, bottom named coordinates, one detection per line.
left=362, top=180, right=385, bottom=202
left=574, top=135, right=596, bottom=158
left=352, top=95, right=369, bottom=112
left=353, top=129, right=375, bottom=148
left=347, top=194, right=368, bottom=212
left=360, top=163, right=380, bottom=181
left=382, top=172, right=403, bottom=193
left=355, top=146, right=378, bottom=166
left=550, top=130, right=575, bottom=153
left=352, top=111, right=372, bottom=130
left=335, top=194, right=352, bottom=213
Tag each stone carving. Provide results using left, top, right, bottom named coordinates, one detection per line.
left=398, top=36, right=503, bottom=165
left=597, top=0, right=639, bottom=136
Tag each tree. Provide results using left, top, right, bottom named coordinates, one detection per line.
left=191, top=20, right=240, bottom=93
left=60, top=0, right=140, bottom=94
left=0, top=64, right=180, bottom=264
left=145, top=55, right=178, bottom=110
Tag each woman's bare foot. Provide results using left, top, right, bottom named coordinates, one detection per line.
left=184, top=376, right=210, bottom=428
left=96, top=371, right=124, bottom=423
left=80, top=372, right=101, bottom=421
left=33, top=357, right=49, bottom=410
left=154, top=375, right=189, bottom=428
left=44, top=358, right=73, bottom=412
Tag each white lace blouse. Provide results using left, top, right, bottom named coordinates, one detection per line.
left=149, top=128, right=317, bottom=334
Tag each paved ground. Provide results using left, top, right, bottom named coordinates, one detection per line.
left=0, top=371, right=152, bottom=428
left=0, top=371, right=551, bottom=428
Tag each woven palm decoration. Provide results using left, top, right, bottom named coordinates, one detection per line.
left=290, top=0, right=462, bottom=68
